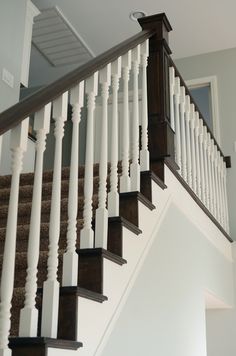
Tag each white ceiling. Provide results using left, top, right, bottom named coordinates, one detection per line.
left=31, top=0, right=236, bottom=59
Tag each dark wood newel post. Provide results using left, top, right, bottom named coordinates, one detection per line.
left=138, top=13, right=176, bottom=178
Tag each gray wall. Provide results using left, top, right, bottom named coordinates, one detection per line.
left=0, top=0, right=28, bottom=113
left=175, top=48, right=236, bottom=240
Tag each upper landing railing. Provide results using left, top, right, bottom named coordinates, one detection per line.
left=0, top=12, right=231, bottom=356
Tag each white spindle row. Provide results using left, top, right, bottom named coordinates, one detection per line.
left=170, top=66, right=230, bottom=233
left=0, top=40, right=150, bottom=354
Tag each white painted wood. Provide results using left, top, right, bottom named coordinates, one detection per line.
left=203, top=126, right=210, bottom=210
left=169, top=67, right=175, bottom=131
left=174, top=77, right=181, bottom=173
left=21, top=1, right=40, bottom=86
left=19, top=104, right=51, bottom=337
left=222, top=161, right=229, bottom=233
left=95, top=65, right=111, bottom=249
left=186, top=76, right=221, bottom=144
left=130, top=45, right=141, bottom=191
left=140, top=40, right=150, bottom=171
left=108, top=57, right=121, bottom=217
left=185, top=96, right=192, bottom=187
left=198, top=119, right=206, bottom=205
left=80, top=72, right=98, bottom=248
left=190, top=104, right=197, bottom=194
left=179, top=86, right=187, bottom=180
left=0, top=119, right=29, bottom=355
left=41, top=92, right=68, bottom=338
left=217, top=152, right=224, bottom=226
left=213, top=146, right=221, bottom=221
left=62, top=82, right=84, bottom=287
left=194, top=112, right=201, bottom=199
left=120, top=51, right=131, bottom=193
left=218, top=158, right=226, bottom=229
left=206, top=133, right=214, bottom=214
left=210, top=140, right=217, bottom=218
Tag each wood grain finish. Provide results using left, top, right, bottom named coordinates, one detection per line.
left=138, top=14, right=176, bottom=173
left=77, top=248, right=126, bottom=294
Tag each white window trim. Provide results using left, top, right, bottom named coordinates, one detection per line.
left=186, top=76, right=221, bottom=145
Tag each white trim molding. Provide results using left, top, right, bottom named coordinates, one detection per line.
left=186, top=76, right=221, bottom=145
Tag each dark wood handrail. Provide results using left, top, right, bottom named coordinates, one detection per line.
left=169, top=58, right=224, bottom=158
left=0, top=29, right=154, bottom=136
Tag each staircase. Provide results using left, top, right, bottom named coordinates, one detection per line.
left=0, top=12, right=232, bottom=356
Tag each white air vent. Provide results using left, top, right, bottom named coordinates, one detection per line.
left=32, top=7, right=94, bottom=67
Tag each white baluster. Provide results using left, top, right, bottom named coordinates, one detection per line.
left=19, top=105, right=51, bottom=337
left=95, top=65, right=111, bottom=249
left=41, top=92, right=68, bottom=338
left=80, top=73, right=98, bottom=248
left=213, top=146, right=221, bottom=221
left=169, top=67, right=175, bottom=131
left=199, top=119, right=206, bottom=204
left=120, top=51, right=131, bottom=193
left=206, top=134, right=214, bottom=214
left=174, top=77, right=181, bottom=172
left=203, top=126, right=210, bottom=210
left=130, top=45, right=141, bottom=191
left=217, top=151, right=224, bottom=226
left=190, top=104, right=197, bottom=194
left=222, top=161, right=229, bottom=233
left=219, top=158, right=226, bottom=229
left=210, top=140, right=217, bottom=218
left=62, top=82, right=84, bottom=287
left=0, top=119, right=29, bottom=356
left=194, top=112, right=201, bottom=199
left=179, top=87, right=187, bottom=180
left=140, top=40, right=150, bottom=171
left=108, top=58, right=121, bottom=217
left=185, top=96, right=192, bottom=187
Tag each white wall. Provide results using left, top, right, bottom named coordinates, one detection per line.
left=101, top=202, right=234, bottom=356
left=175, top=48, right=236, bottom=240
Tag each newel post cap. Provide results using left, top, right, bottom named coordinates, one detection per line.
left=138, top=13, right=172, bottom=42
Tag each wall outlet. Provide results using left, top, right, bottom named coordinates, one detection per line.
left=2, top=68, right=14, bottom=88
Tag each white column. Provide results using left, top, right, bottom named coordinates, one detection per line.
left=169, top=67, right=175, bottom=131
left=120, top=51, right=131, bottom=193
left=130, top=45, right=141, bottom=191
left=219, top=158, right=226, bottom=229
left=108, top=57, right=121, bottom=217
left=140, top=40, right=150, bottom=171
left=222, top=161, right=229, bottom=233
left=217, top=151, right=224, bottom=226
left=194, top=112, right=201, bottom=199
left=95, top=65, right=111, bottom=249
left=199, top=119, right=206, bottom=205
left=210, top=140, right=217, bottom=218
left=190, top=104, right=197, bottom=194
left=206, top=133, right=214, bottom=214
left=213, top=146, right=221, bottom=221
left=179, top=87, right=187, bottom=180
left=0, top=119, right=29, bottom=356
left=41, top=92, right=68, bottom=338
left=62, top=82, right=84, bottom=287
left=174, top=77, right=181, bottom=172
left=203, top=126, right=210, bottom=210
left=185, top=96, right=192, bottom=188
left=19, top=104, right=51, bottom=337
left=80, top=73, right=98, bottom=248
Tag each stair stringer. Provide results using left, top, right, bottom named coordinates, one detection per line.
left=74, top=180, right=172, bottom=356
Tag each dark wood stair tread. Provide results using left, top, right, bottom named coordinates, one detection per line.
left=9, top=337, right=82, bottom=351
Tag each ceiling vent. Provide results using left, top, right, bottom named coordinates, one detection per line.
left=32, top=7, right=94, bottom=67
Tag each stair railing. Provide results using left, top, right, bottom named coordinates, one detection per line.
left=0, top=19, right=154, bottom=356
left=0, top=12, right=231, bottom=356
